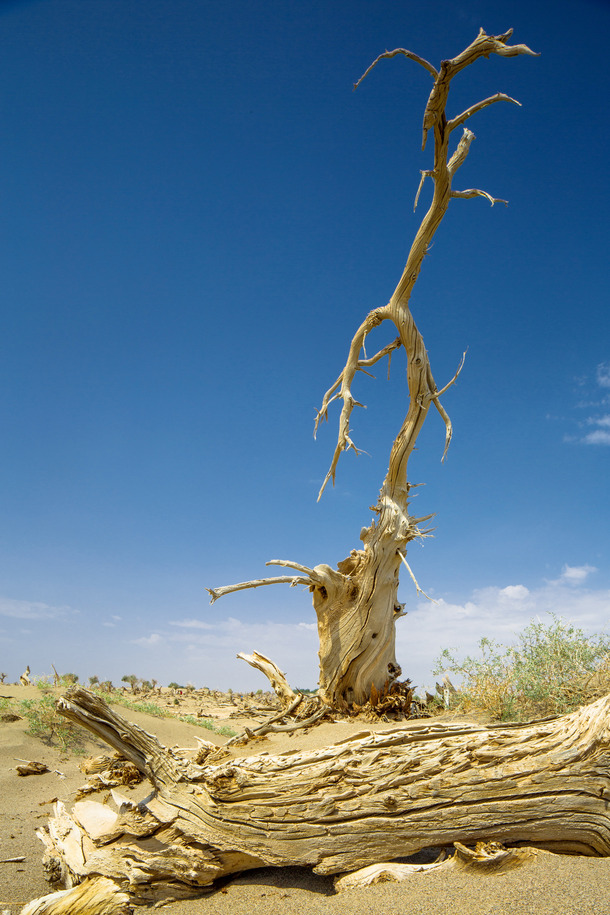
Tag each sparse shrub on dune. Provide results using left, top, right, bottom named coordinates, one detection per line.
left=435, top=614, right=610, bottom=721
left=19, top=694, right=84, bottom=754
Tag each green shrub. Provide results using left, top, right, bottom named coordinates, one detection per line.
left=19, top=695, right=84, bottom=754
left=435, top=614, right=610, bottom=721
left=179, top=714, right=236, bottom=737
left=34, top=675, right=54, bottom=694
left=121, top=674, right=139, bottom=690
left=111, top=696, right=168, bottom=718
left=60, top=673, right=79, bottom=686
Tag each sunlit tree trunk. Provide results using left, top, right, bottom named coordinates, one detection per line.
left=208, top=29, right=538, bottom=708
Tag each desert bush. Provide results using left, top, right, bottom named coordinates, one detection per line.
left=60, top=672, right=79, bottom=686
left=19, top=695, right=84, bottom=754
left=121, top=674, right=139, bottom=691
left=34, top=675, right=54, bottom=694
left=435, top=614, right=610, bottom=721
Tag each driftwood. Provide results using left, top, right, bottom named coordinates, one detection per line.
left=23, top=687, right=610, bottom=910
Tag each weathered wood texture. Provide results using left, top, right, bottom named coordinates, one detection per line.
left=20, top=876, right=130, bottom=915
left=31, top=688, right=610, bottom=907
left=207, top=29, right=538, bottom=707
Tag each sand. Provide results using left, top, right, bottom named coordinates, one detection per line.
left=2, top=684, right=610, bottom=914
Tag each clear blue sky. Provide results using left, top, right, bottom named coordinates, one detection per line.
left=1, top=0, right=608, bottom=692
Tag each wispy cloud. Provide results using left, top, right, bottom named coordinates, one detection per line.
left=110, top=566, right=610, bottom=694
left=597, top=363, right=610, bottom=388
left=131, top=632, right=164, bottom=647
left=0, top=597, right=74, bottom=620
left=401, top=570, right=609, bottom=691
left=568, top=362, right=610, bottom=445
left=7, top=572, right=603, bottom=692
left=547, top=563, right=597, bottom=586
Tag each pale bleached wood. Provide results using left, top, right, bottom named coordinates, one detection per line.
left=25, top=687, right=610, bottom=910
left=334, top=843, right=542, bottom=891
left=20, top=876, right=130, bottom=915
left=236, top=650, right=301, bottom=708
left=209, top=30, right=538, bottom=708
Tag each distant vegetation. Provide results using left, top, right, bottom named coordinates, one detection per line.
left=6, top=617, right=609, bottom=745
left=2, top=675, right=242, bottom=744
left=435, top=614, right=610, bottom=721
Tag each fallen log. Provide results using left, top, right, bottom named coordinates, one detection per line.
left=25, top=686, right=610, bottom=909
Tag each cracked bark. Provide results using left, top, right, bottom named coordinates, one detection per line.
left=27, top=687, right=610, bottom=910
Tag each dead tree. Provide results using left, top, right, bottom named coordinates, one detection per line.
left=208, top=29, right=538, bottom=708
left=25, top=686, right=610, bottom=910
left=26, top=31, right=576, bottom=915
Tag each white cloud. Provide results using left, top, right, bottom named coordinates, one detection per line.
left=399, top=571, right=609, bottom=693
left=567, top=363, right=610, bottom=444
left=0, top=597, right=73, bottom=620
left=131, top=633, right=164, bottom=647
left=552, top=563, right=597, bottom=585
left=123, top=615, right=321, bottom=690
left=499, top=584, right=530, bottom=600
left=587, top=414, right=610, bottom=428
left=596, top=363, right=610, bottom=388
left=107, top=565, right=609, bottom=695
left=10, top=568, right=603, bottom=694
left=582, top=428, right=610, bottom=445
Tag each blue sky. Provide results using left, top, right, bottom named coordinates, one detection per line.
left=1, top=0, right=609, bottom=693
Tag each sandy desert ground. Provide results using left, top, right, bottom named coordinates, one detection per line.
left=2, top=682, right=610, bottom=915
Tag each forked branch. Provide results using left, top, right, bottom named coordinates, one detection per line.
left=317, top=31, right=536, bottom=497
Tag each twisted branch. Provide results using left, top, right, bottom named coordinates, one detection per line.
left=353, top=48, right=438, bottom=88
left=451, top=188, right=508, bottom=206
left=316, top=30, right=537, bottom=496
left=448, top=92, right=521, bottom=132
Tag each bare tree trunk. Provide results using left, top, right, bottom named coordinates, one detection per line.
left=208, top=29, right=538, bottom=707
left=27, top=687, right=610, bottom=910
